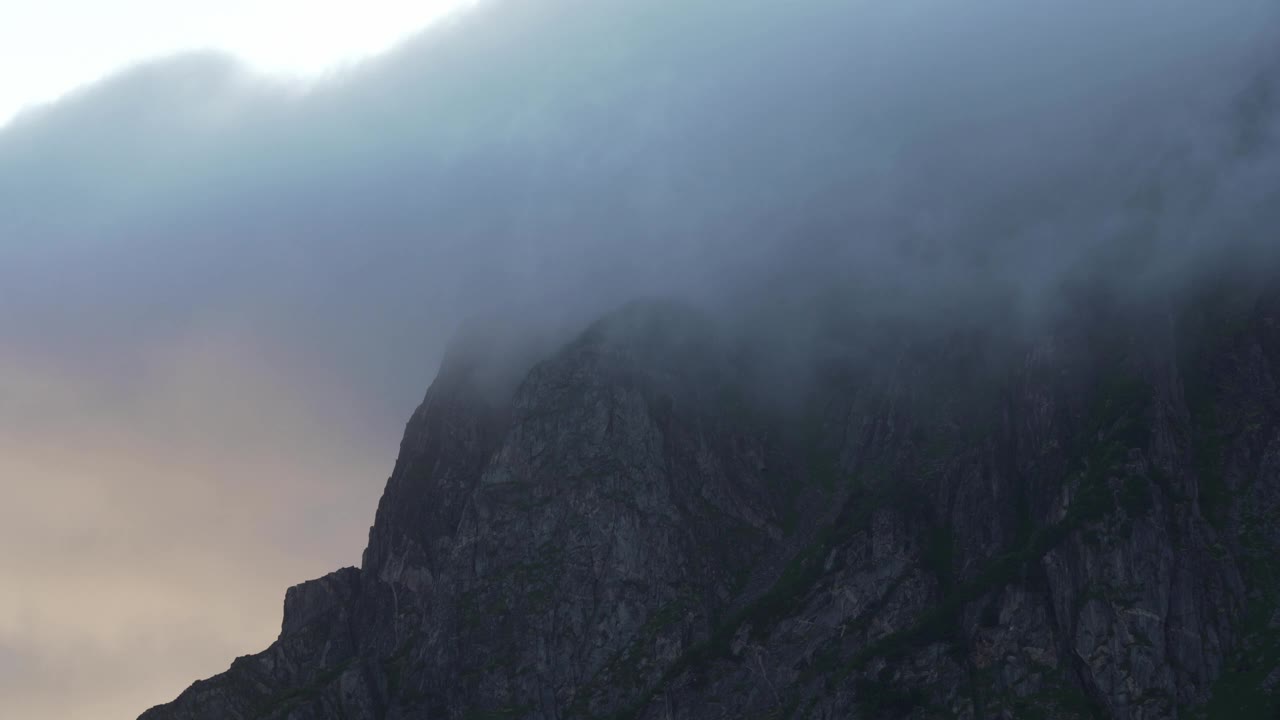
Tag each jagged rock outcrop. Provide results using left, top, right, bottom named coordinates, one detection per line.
left=141, top=288, right=1280, bottom=720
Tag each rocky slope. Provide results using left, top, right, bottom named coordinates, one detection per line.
left=141, top=285, right=1280, bottom=720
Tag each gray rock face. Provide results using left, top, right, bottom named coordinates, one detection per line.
left=141, top=291, right=1280, bottom=720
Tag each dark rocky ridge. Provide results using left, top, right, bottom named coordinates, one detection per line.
left=140, top=285, right=1280, bottom=720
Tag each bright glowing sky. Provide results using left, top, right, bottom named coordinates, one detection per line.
left=0, top=0, right=477, bottom=125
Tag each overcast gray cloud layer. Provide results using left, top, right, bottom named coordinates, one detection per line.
left=2, top=1, right=1280, bottom=717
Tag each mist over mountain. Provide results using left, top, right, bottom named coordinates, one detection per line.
left=5, top=0, right=1279, bottom=408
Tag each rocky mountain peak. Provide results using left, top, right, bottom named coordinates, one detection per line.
left=142, top=288, right=1280, bottom=720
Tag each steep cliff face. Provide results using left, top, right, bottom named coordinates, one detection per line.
left=141, top=288, right=1280, bottom=720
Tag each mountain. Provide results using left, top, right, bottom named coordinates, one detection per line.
left=140, top=284, right=1280, bottom=720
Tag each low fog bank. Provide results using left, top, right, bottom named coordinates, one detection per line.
left=4, top=0, right=1280, bottom=423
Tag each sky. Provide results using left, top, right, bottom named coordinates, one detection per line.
left=0, top=0, right=477, bottom=126
left=2, top=1, right=1280, bottom=718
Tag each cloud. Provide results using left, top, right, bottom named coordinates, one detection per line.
left=2, top=0, right=1280, bottom=717
left=5, top=2, right=1279, bottom=375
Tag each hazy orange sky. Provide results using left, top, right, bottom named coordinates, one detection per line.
left=0, top=332, right=394, bottom=718
left=1, top=5, right=483, bottom=715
